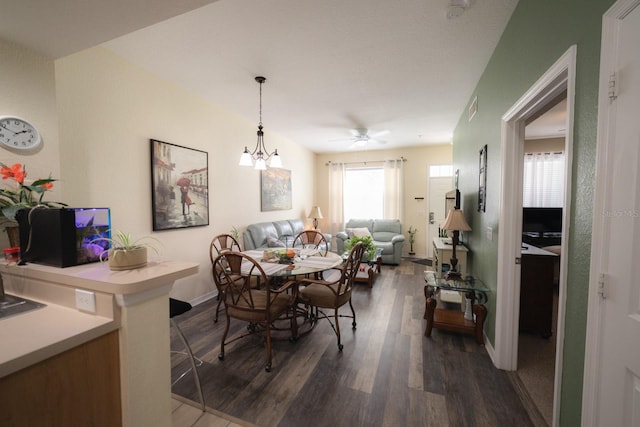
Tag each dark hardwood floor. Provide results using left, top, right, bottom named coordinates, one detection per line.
left=170, top=259, right=534, bottom=427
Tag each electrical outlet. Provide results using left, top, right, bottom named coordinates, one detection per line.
left=75, top=289, right=96, bottom=313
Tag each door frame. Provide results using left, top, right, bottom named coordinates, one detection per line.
left=494, top=46, right=576, bottom=425
left=582, top=0, right=640, bottom=424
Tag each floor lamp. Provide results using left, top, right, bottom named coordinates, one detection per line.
left=441, top=209, right=471, bottom=280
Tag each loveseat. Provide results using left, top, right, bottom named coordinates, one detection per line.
left=335, top=219, right=405, bottom=265
left=243, top=219, right=332, bottom=251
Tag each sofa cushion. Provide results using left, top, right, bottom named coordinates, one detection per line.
left=345, top=219, right=374, bottom=231
left=372, top=219, right=402, bottom=234
left=273, top=220, right=294, bottom=238
left=373, top=231, right=397, bottom=242
left=266, top=235, right=285, bottom=247
left=348, top=227, right=371, bottom=238
left=246, top=222, right=279, bottom=249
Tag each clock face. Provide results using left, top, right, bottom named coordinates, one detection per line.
left=0, top=116, right=42, bottom=150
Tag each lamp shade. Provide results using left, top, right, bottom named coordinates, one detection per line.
left=308, top=206, right=323, bottom=219
left=441, top=209, right=471, bottom=231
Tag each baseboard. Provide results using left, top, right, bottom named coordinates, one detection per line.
left=484, top=334, right=498, bottom=367
left=189, top=291, right=217, bottom=307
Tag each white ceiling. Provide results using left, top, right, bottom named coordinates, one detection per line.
left=1, top=0, right=522, bottom=154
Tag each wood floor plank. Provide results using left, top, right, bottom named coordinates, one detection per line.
left=171, top=259, right=537, bottom=427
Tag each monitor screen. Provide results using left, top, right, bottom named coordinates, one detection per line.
left=522, top=207, right=562, bottom=233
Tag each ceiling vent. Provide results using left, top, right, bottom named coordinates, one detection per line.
left=446, top=0, right=475, bottom=19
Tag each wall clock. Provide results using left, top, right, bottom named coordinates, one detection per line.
left=0, top=116, right=42, bottom=150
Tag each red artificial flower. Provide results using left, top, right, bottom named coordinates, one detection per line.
left=1, top=163, right=25, bottom=183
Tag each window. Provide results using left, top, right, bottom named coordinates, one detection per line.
left=429, top=164, right=454, bottom=177
left=523, top=152, right=565, bottom=207
left=343, top=167, right=384, bottom=219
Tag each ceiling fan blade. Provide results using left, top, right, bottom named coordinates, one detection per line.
left=372, top=139, right=388, bottom=144
left=369, top=129, right=390, bottom=138
left=328, top=136, right=355, bottom=142
left=352, top=139, right=368, bottom=148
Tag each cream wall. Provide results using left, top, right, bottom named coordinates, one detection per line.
left=0, top=39, right=62, bottom=248
left=53, top=47, right=316, bottom=302
left=315, top=145, right=452, bottom=258
left=524, top=136, right=565, bottom=153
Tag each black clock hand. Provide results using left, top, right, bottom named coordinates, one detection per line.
left=1, top=126, right=18, bottom=135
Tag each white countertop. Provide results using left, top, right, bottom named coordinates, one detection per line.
left=0, top=259, right=199, bottom=378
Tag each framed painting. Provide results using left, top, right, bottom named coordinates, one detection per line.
left=261, top=168, right=292, bottom=211
left=478, top=144, right=487, bottom=212
left=150, top=139, right=209, bottom=230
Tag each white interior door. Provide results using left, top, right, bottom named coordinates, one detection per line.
left=427, top=176, right=452, bottom=259
left=585, top=1, right=640, bottom=425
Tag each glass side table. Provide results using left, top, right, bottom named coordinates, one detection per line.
left=423, top=271, right=488, bottom=345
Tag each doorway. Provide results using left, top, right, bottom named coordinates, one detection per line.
left=516, top=95, right=567, bottom=425
left=495, top=46, right=576, bottom=427
left=427, top=165, right=454, bottom=259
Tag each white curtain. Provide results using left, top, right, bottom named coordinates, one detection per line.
left=522, top=152, right=565, bottom=207
left=328, top=162, right=345, bottom=249
left=383, top=159, right=404, bottom=219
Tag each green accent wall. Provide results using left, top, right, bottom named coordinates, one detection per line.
left=452, top=0, right=615, bottom=424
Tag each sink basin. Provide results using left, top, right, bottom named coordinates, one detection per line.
left=0, top=294, right=46, bottom=320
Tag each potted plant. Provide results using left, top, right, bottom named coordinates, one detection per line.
left=343, top=235, right=377, bottom=262
left=0, top=163, right=65, bottom=247
left=91, top=230, right=161, bottom=271
left=407, top=226, right=417, bottom=256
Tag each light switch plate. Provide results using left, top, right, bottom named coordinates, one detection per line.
left=486, top=226, right=493, bottom=241
left=75, top=289, right=96, bottom=313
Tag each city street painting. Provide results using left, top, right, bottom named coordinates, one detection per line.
left=261, top=168, right=292, bottom=211
left=150, top=139, right=209, bottom=230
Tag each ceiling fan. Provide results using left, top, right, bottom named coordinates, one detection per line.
left=330, top=128, right=390, bottom=148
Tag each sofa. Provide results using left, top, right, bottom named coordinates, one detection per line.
left=243, top=219, right=332, bottom=251
left=335, top=219, right=405, bottom=265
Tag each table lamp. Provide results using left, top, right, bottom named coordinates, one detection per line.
left=308, top=206, right=323, bottom=230
left=441, top=208, right=471, bottom=279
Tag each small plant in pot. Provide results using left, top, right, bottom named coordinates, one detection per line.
left=407, top=226, right=417, bottom=256
left=343, top=235, right=377, bottom=262
left=91, top=230, right=161, bottom=271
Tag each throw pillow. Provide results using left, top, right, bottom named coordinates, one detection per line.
left=266, top=235, right=285, bottom=248
left=345, top=228, right=355, bottom=238
left=352, top=227, right=371, bottom=238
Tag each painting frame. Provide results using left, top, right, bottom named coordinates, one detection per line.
left=478, top=144, right=487, bottom=212
left=150, top=139, right=209, bottom=231
left=261, top=168, right=292, bottom=211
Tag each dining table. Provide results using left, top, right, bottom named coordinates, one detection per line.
left=239, top=248, right=344, bottom=338
left=240, top=249, right=343, bottom=278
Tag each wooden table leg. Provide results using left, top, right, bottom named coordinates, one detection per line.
left=473, top=304, right=487, bottom=345
left=424, top=285, right=437, bottom=337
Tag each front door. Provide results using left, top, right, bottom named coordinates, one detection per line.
left=427, top=175, right=452, bottom=259
left=585, top=1, right=640, bottom=424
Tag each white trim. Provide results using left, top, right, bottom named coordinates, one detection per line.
left=495, top=45, right=576, bottom=427
left=582, top=1, right=640, bottom=425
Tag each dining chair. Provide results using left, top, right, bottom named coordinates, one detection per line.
left=297, top=241, right=364, bottom=351
left=209, top=234, right=242, bottom=323
left=292, top=230, right=329, bottom=256
left=212, top=251, right=298, bottom=372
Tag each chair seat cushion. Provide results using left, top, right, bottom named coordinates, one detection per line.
left=227, top=291, right=293, bottom=322
left=299, top=283, right=351, bottom=308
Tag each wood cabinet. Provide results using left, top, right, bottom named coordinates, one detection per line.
left=0, top=331, right=121, bottom=425
left=519, top=244, right=558, bottom=338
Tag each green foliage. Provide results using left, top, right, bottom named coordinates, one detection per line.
left=90, top=230, right=161, bottom=260
left=230, top=226, right=240, bottom=240
left=344, top=235, right=377, bottom=260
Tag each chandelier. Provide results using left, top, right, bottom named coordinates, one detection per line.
left=239, top=76, right=282, bottom=170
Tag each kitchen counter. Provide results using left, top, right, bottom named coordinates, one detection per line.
left=0, top=259, right=199, bottom=426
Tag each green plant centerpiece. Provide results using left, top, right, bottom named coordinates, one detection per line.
left=343, top=235, right=377, bottom=262
left=407, top=226, right=417, bottom=255
left=91, top=230, right=161, bottom=271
